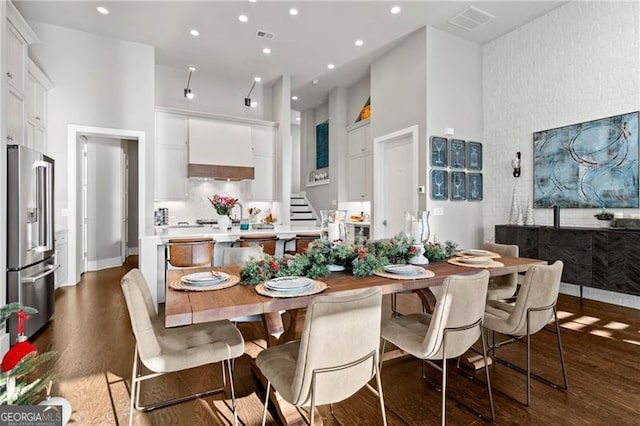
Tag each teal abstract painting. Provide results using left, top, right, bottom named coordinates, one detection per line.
left=534, top=112, right=639, bottom=208
left=316, top=121, right=329, bottom=169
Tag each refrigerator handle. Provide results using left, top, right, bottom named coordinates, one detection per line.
left=34, top=160, right=53, bottom=252
left=22, top=264, right=60, bottom=283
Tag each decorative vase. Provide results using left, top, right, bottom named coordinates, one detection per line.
left=404, top=211, right=431, bottom=265
left=509, top=188, right=521, bottom=225
left=525, top=199, right=535, bottom=225
left=217, top=215, right=231, bottom=231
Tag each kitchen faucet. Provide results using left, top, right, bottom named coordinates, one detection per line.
left=233, top=202, right=244, bottom=219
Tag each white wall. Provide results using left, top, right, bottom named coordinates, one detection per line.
left=27, top=21, right=155, bottom=283
left=291, top=123, right=301, bottom=193
left=86, top=137, right=123, bottom=268
left=270, top=75, right=291, bottom=223
left=347, top=72, right=370, bottom=125
left=155, top=64, right=270, bottom=120
left=483, top=1, right=640, bottom=240
left=426, top=27, right=484, bottom=248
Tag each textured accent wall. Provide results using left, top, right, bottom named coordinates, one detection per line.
left=482, top=1, right=640, bottom=240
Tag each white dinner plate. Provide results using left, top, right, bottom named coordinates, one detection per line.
left=456, top=256, right=492, bottom=265
left=182, top=271, right=229, bottom=286
left=265, top=276, right=314, bottom=291
left=383, top=264, right=423, bottom=275
left=457, top=249, right=494, bottom=257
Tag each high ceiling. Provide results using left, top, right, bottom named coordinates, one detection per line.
left=15, top=1, right=565, bottom=110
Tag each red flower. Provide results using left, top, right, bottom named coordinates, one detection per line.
left=358, top=250, right=366, bottom=261
left=270, top=260, right=279, bottom=272
left=409, top=246, right=417, bottom=253
left=258, top=268, right=264, bottom=276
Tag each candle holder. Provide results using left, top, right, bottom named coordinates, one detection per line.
left=320, top=210, right=348, bottom=271
left=404, top=211, right=431, bottom=265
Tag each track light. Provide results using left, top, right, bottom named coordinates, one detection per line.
left=184, top=67, right=195, bottom=99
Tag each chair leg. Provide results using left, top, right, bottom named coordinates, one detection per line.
left=441, top=350, right=447, bottom=426
left=374, top=353, right=388, bottom=426
left=526, top=317, right=531, bottom=407
left=554, top=307, right=569, bottom=389
left=391, top=293, right=399, bottom=318
left=128, top=345, right=139, bottom=426
left=226, top=359, right=238, bottom=426
left=480, top=325, right=495, bottom=421
left=261, top=381, right=271, bottom=426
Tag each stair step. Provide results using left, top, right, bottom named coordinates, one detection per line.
left=291, top=198, right=307, bottom=206
left=291, top=218, right=318, bottom=224
left=291, top=212, right=315, bottom=220
left=291, top=205, right=312, bottom=213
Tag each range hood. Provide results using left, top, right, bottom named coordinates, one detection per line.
left=188, top=163, right=255, bottom=180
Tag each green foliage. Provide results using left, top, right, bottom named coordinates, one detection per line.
left=367, top=233, right=414, bottom=265
left=0, top=303, right=37, bottom=327
left=351, top=247, right=382, bottom=277
left=424, top=240, right=459, bottom=261
left=0, top=352, right=56, bottom=405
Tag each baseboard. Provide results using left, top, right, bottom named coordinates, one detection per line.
left=560, top=282, right=640, bottom=310
left=87, top=257, right=123, bottom=271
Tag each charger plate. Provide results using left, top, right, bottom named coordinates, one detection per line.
left=447, top=257, right=504, bottom=268
left=374, top=268, right=435, bottom=280
left=169, top=274, right=240, bottom=291
left=456, top=249, right=501, bottom=259
left=255, top=280, right=327, bottom=298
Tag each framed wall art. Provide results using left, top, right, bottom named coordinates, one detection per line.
left=450, top=139, right=466, bottom=169
left=450, top=171, right=466, bottom=201
left=430, top=136, right=448, bottom=167
left=316, top=121, right=329, bottom=169
left=467, top=173, right=483, bottom=201
left=467, top=141, right=483, bottom=171
left=431, top=169, right=448, bottom=200
left=533, top=111, right=639, bottom=208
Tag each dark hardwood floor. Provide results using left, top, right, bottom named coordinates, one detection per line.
left=33, top=257, right=640, bottom=425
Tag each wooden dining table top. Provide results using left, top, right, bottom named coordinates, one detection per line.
left=164, top=257, right=546, bottom=328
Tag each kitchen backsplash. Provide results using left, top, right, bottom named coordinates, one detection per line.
left=155, top=179, right=275, bottom=225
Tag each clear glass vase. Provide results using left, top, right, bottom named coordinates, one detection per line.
left=404, top=211, right=431, bottom=244
left=320, top=210, right=348, bottom=243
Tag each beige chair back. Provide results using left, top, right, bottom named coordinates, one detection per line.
left=121, top=269, right=163, bottom=367
left=483, top=242, right=519, bottom=299
left=504, top=261, right=563, bottom=336
left=223, top=246, right=264, bottom=266
left=422, top=270, right=490, bottom=360
left=290, top=287, right=382, bottom=406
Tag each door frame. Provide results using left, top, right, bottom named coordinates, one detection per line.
left=67, top=125, right=146, bottom=286
left=372, top=125, right=419, bottom=240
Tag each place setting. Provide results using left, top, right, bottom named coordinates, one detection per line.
left=374, top=264, right=435, bottom=280
left=169, top=270, right=240, bottom=291
left=448, top=249, right=504, bottom=268
left=255, top=276, right=327, bottom=298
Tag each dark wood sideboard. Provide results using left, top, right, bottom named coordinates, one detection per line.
left=495, top=225, right=640, bottom=296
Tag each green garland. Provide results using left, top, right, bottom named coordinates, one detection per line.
left=424, top=240, right=458, bottom=261
left=240, top=234, right=426, bottom=284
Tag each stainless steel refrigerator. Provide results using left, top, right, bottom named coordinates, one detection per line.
left=6, top=145, right=58, bottom=342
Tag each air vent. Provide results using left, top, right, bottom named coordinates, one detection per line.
left=256, top=30, right=275, bottom=40
left=448, top=6, right=495, bottom=32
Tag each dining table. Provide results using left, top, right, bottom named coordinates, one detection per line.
left=164, top=256, right=546, bottom=426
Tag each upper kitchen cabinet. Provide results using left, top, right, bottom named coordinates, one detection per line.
left=347, top=119, right=371, bottom=157
left=24, top=59, right=54, bottom=151
left=189, top=118, right=253, bottom=167
left=5, top=2, right=42, bottom=148
left=251, top=125, right=276, bottom=155
left=347, top=120, right=372, bottom=201
left=155, top=112, right=188, bottom=200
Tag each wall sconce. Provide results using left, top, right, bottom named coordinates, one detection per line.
left=512, top=152, right=521, bottom=177
left=184, top=66, right=195, bottom=99
left=244, top=77, right=261, bottom=107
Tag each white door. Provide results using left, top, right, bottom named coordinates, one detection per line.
left=373, top=126, right=419, bottom=240
left=81, top=139, right=88, bottom=273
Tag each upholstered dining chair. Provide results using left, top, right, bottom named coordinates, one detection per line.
left=483, top=260, right=568, bottom=406
left=121, top=269, right=244, bottom=426
left=257, top=287, right=387, bottom=426
left=381, top=271, right=494, bottom=425
left=482, top=242, right=519, bottom=300
left=232, top=234, right=279, bottom=256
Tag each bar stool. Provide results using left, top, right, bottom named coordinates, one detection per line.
left=167, top=237, right=214, bottom=268
left=232, top=234, right=278, bottom=256
left=284, top=232, right=320, bottom=255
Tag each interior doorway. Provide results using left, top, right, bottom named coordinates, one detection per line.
left=67, top=125, right=146, bottom=285
left=78, top=135, right=138, bottom=273
left=372, top=125, right=419, bottom=240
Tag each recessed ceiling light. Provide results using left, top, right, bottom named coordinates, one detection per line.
left=190, top=29, right=199, bottom=37
left=291, top=96, right=298, bottom=100
left=238, top=14, right=248, bottom=23
left=327, top=63, right=335, bottom=70
left=249, top=0, right=257, bottom=3
left=312, top=79, right=319, bottom=85
left=390, top=6, right=401, bottom=15
left=254, top=76, right=262, bottom=82
left=96, top=6, right=109, bottom=15
left=188, top=66, right=197, bottom=71
left=262, top=47, right=271, bottom=54
left=289, top=8, right=298, bottom=16
left=251, top=101, right=258, bottom=108
left=296, top=117, right=300, bottom=121
left=355, top=39, right=364, bottom=47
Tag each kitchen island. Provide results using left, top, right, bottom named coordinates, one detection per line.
left=140, top=225, right=321, bottom=308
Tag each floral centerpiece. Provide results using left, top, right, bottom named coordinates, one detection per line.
left=208, top=195, right=238, bottom=230
left=423, top=240, right=458, bottom=262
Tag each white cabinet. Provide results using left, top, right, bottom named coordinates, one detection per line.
left=348, top=154, right=372, bottom=201
left=252, top=153, right=275, bottom=201
left=54, top=231, right=68, bottom=286
left=6, top=88, right=24, bottom=145
left=155, top=112, right=188, bottom=200
left=189, top=118, right=253, bottom=167
left=347, top=121, right=372, bottom=201
left=23, top=60, right=53, bottom=151
left=347, top=121, right=371, bottom=157
left=252, top=125, right=276, bottom=154
left=6, top=23, right=26, bottom=93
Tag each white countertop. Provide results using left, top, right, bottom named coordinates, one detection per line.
left=143, top=224, right=322, bottom=243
